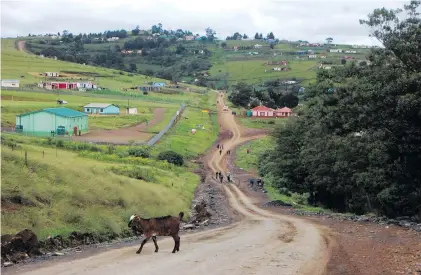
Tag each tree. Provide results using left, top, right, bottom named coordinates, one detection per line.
left=326, top=37, right=333, bottom=45
left=132, top=25, right=140, bottom=35
left=228, top=82, right=253, bottom=107
left=254, top=32, right=259, bottom=39
left=259, top=0, right=421, bottom=218
left=221, top=42, right=227, bottom=48
left=205, top=27, right=216, bottom=41
left=129, top=63, right=137, bottom=72
left=243, top=34, right=248, bottom=39
left=267, top=32, right=275, bottom=39
left=278, top=93, right=299, bottom=108
left=259, top=33, right=263, bottom=39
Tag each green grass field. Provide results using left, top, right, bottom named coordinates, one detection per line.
left=1, top=134, right=199, bottom=238
left=0, top=90, right=171, bottom=130
left=210, top=59, right=318, bottom=84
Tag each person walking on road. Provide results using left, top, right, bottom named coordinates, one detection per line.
left=219, top=149, right=222, bottom=155
left=219, top=173, right=224, bottom=183
left=227, top=172, right=231, bottom=183
left=215, top=171, right=219, bottom=179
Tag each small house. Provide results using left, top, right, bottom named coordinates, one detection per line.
left=251, top=106, right=274, bottom=117
left=1, top=79, right=20, bottom=88
left=319, top=54, right=326, bottom=58
left=107, top=37, right=120, bottom=42
left=44, top=72, right=59, bottom=77
left=77, top=81, right=96, bottom=89
left=329, top=49, right=343, bottom=53
left=185, top=35, right=195, bottom=41
left=39, top=81, right=78, bottom=90
left=345, top=50, right=357, bottom=54
left=126, top=108, right=138, bottom=115
left=254, top=44, right=262, bottom=49
left=275, top=107, right=296, bottom=117
left=84, top=103, right=120, bottom=115
left=152, top=82, right=166, bottom=87
left=15, top=107, right=88, bottom=136
left=308, top=54, right=317, bottom=59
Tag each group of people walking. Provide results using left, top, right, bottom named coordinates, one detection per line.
left=215, top=171, right=231, bottom=183
left=215, top=143, right=232, bottom=183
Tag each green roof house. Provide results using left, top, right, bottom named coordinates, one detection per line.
left=15, top=107, right=88, bottom=136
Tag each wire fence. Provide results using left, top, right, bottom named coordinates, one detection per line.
left=147, top=103, right=186, bottom=146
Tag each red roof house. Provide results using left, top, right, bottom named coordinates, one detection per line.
left=275, top=107, right=296, bottom=117
left=251, top=106, right=275, bottom=117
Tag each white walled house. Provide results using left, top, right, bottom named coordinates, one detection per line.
left=329, top=49, right=343, bottom=53
left=1, top=79, right=20, bottom=88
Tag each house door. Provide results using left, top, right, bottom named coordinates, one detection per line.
left=260, top=112, right=265, bottom=116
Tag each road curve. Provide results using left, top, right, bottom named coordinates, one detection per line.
left=13, top=92, right=329, bottom=275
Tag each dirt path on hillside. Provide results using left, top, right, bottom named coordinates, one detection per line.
left=17, top=41, right=25, bottom=51
left=73, top=108, right=166, bottom=144
left=9, top=93, right=329, bottom=275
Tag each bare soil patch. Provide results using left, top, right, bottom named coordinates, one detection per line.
left=73, top=108, right=165, bottom=144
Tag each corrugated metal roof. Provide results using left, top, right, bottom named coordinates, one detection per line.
left=1, top=79, right=19, bottom=83
left=17, top=107, right=87, bottom=118
left=83, top=103, right=113, bottom=108
left=251, top=106, right=274, bottom=111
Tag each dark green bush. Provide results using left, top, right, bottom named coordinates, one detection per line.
left=157, top=151, right=184, bottom=166
left=127, top=147, right=150, bottom=158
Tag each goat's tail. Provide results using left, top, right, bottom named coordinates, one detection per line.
left=179, top=212, right=184, bottom=220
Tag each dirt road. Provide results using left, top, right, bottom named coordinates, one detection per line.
left=13, top=93, right=328, bottom=275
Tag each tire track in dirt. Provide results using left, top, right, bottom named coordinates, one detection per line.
left=207, top=92, right=330, bottom=274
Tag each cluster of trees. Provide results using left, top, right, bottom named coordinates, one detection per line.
left=228, top=80, right=300, bottom=109
left=226, top=32, right=248, bottom=40
left=259, top=1, right=421, bottom=219
left=104, top=29, right=128, bottom=38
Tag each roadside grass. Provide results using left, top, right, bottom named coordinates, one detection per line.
left=150, top=91, right=219, bottom=158
left=238, top=117, right=287, bottom=130
left=235, top=137, right=328, bottom=212
left=151, top=108, right=218, bottom=159
left=1, top=136, right=199, bottom=238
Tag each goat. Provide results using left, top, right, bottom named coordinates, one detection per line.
left=128, top=212, right=184, bottom=254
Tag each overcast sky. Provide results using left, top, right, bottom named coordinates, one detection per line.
left=1, top=0, right=408, bottom=45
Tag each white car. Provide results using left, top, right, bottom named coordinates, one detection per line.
left=223, top=106, right=229, bottom=111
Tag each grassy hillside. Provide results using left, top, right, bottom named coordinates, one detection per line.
left=1, top=38, right=220, bottom=239
left=1, top=134, right=198, bottom=238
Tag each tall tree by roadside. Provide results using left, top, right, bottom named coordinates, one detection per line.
left=259, top=0, right=421, bottom=218
left=254, top=32, right=259, bottom=39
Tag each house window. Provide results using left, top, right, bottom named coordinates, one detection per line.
left=260, top=112, right=265, bottom=116
left=86, top=108, right=90, bottom=112
left=100, top=109, right=104, bottom=112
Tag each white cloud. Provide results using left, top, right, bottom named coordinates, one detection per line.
left=0, top=0, right=408, bottom=45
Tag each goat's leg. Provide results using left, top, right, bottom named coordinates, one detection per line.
left=136, top=237, right=150, bottom=254
left=171, top=236, right=177, bottom=253
left=152, top=236, right=159, bottom=253
left=176, top=235, right=180, bottom=252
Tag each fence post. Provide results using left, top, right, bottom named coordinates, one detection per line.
left=24, top=151, right=28, bottom=166
left=43, top=150, right=45, bottom=158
